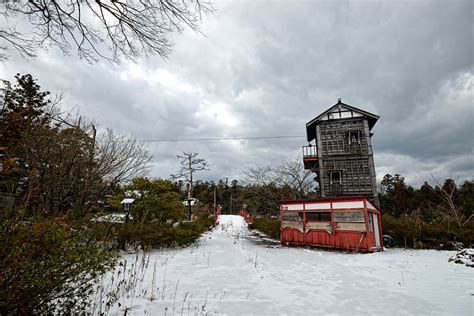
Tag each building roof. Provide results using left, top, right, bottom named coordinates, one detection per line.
left=306, top=99, right=379, bottom=142
left=280, top=195, right=380, bottom=212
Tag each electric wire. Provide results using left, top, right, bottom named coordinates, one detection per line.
left=139, top=135, right=306, bottom=143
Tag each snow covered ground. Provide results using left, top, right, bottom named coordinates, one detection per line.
left=91, top=215, right=473, bottom=315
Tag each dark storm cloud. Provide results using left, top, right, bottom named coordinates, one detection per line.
left=1, top=0, right=472, bottom=186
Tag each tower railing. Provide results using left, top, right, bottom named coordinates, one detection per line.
left=302, top=145, right=318, bottom=159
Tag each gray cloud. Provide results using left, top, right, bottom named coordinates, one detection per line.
left=1, top=0, right=472, bottom=187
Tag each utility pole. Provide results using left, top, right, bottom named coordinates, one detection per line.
left=187, top=199, right=192, bottom=220
left=186, top=156, right=194, bottom=220
left=187, top=155, right=192, bottom=200
left=213, top=186, right=217, bottom=211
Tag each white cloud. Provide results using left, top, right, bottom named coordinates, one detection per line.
left=120, top=64, right=197, bottom=93
left=375, top=152, right=474, bottom=186
left=195, top=100, right=240, bottom=129
left=1, top=0, right=472, bottom=187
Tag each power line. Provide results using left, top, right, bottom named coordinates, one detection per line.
left=139, top=135, right=306, bottom=143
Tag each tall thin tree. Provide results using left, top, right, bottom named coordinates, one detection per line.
left=171, top=152, right=209, bottom=200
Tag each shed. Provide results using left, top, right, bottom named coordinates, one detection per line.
left=280, top=196, right=383, bottom=252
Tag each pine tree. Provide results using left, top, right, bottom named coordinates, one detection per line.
left=0, top=74, right=52, bottom=206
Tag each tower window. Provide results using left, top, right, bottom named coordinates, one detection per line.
left=329, top=171, right=342, bottom=185
left=348, top=131, right=361, bottom=145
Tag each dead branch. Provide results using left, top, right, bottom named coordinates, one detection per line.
left=1, top=0, right=213, bottom=62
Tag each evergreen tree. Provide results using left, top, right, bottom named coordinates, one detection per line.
left=0, top=74, right=52, bottom=207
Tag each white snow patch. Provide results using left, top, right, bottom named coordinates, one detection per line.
left=449, top=249, right=474, bottom=267
left=91, top=213, right=131, bottom=223
left=90, top=215, right=474, bottom=315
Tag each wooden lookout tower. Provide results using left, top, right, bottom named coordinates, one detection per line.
left=302, top=99, right=379, bottom=205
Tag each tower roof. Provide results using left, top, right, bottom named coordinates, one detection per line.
left=306, top=100, right=379, bottom=142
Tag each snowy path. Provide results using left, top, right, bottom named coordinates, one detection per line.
left=93, top=215, right=473, bottom=315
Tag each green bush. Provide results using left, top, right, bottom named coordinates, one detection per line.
left=0, top=219, right=117, bottom=314
left=381, top=214, right=474, bottom=249
left=252, top=218, right=281, bottom=239
left=0, top=216, right=213, bottom=314
left=88, top=216, right=215, bottom=251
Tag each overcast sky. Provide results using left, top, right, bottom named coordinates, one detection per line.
left=1, top=0, right=473, bottom=187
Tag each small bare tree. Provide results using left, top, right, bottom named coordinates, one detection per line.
left=244, top=166, right=277, bottom=187
left=432, top=178, right=473, bottom=228
left=245, top=156, right=315, bottom=199
left=275, top=155, right=314, bottom=199
left=243, top=166, right=281, bottom=218
left=0, top=0, right=213, bottom=62
left=95, top=128, right=152, bottom=184
left=171, top=152, right=208, bottom=200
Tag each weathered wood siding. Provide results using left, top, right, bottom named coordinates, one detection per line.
left=316, top=118, right=377, bottom=202
left=320, top=119, right=368, bottom=156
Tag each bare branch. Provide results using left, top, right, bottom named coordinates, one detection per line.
left=243, top=166, right=276, bottom=187
left=431, top=176, right=472, bottom=228
left=275, top=155, right=314, bottom=199
left=0, top=28, right=37, bottom=61
left=1, top=0, right=213, bottom=62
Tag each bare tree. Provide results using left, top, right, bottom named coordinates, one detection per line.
left=275, top=155, right=314, bottom=199
left=95, top=128, right=151, bottom=184
left=432, top=177, right=473, bottom=228
left=18, top=116, right=152, bottom=214
left=244, top=166, right=277, bottom=187
left=0, top=0, right=213, bottom=62
left=171, top=152, right=208, bottom=199
left=242, top=158, right=315, bottom=216
left=245, top=156, right=314, bottom=199
left=0, top=74, right=152, bottom=214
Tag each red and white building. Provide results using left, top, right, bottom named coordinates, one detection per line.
left=280, top=196, right=383, bottom=252
left=281, top=100, right=383, bottom=252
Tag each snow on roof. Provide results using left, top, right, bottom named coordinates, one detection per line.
left=121, top=198, right=135, bottom=204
